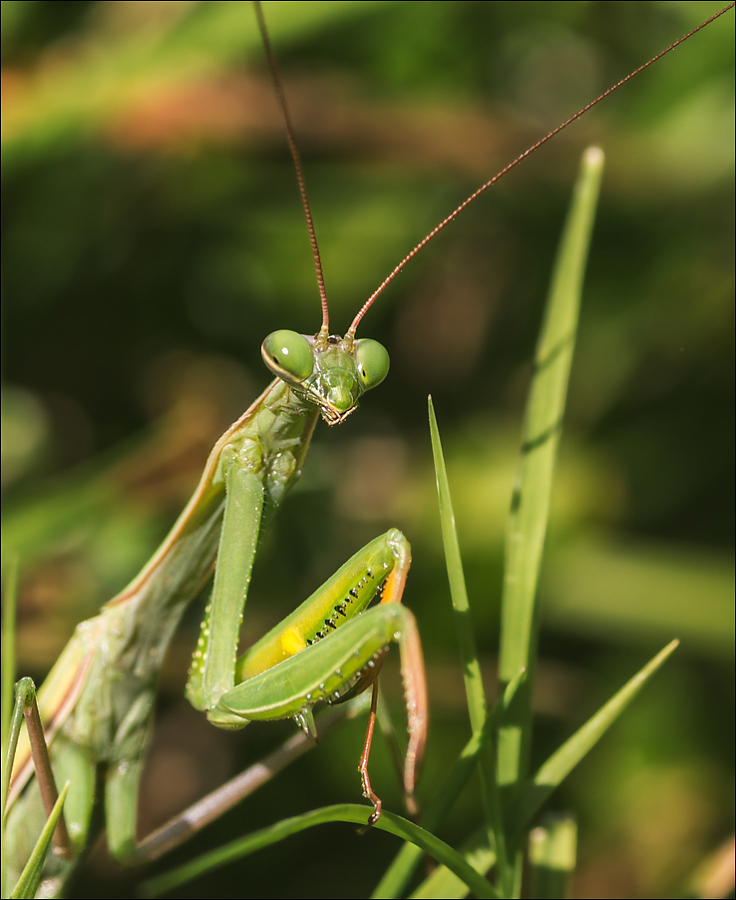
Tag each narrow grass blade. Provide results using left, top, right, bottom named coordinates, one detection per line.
left=135, top=695, right=371, bottom=862
left=2, top=557, right=19, bottom=813
left=497, top=148, right=605, bottom=797
left=411, top=645, right=673, bottom=899
left=506, top=639, right=679, bottom=836
left=410, top=827, right=495, bottom=900
left=3, top=684, right=33, bottom=833
left=528, top=814, right=577, bottom=900
left=428, top=397, right=487, bottom=730
left=10, top=781, right=69, bottom=900
left=142, top=805, right=501, bottom=899
left=2, top=557, right=20, bottom=887
left=428, top=397, right=502, bottom=862
left=372, top=671, right=525, bottom=899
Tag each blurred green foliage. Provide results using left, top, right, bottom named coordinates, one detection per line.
left=2, top=2, right=733, bottom=897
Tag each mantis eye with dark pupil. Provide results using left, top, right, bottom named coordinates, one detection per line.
left=262, top=330, right=314, bottom=383
left=354, top=339, right=390, bottom=391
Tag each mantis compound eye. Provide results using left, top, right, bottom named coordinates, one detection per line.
left=262, top=330, right=314, bottom=383
left=354, top=339, right=390, bottom=391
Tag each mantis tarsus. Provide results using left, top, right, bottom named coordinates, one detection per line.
left=2, top=3, right=732, bottom=896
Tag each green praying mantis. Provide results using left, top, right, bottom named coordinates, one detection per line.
left=4, top=5, right=430, bottom=891
left=3, top=2, right=733, bottom=897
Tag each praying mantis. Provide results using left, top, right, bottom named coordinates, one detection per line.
left=2, top=0, right=732, bottom=896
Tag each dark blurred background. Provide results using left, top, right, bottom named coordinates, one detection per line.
left=2, top=2, right=733, bottom=897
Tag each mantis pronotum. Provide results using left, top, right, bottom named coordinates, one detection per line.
left=2, top=2, right=733, bottom=897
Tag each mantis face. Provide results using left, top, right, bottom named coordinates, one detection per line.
left=261, top=329, right=390, bottom=425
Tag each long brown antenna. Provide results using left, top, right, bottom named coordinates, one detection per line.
left=348, top=1, right=735, bottom=336
left=254, top=1, right=330, bottom=335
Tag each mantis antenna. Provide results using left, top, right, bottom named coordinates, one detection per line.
left=254, top=0, right=330, bottom=337
left=347, top=0, right=736, bottom=335
left=256, top=1, right=734, bottom=340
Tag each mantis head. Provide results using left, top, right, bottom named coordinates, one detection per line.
left=261, top=329, right=389, bottom=425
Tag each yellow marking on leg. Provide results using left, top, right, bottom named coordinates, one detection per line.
left=280, top=628, right=309, bottom=657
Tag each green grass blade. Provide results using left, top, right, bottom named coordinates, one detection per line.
left=506, top=639, right=679, bottom=837
left=428, top=397, right=487, bottom=731
left=428, top=396, right=503, bottom=864
left=3, top=684, right=28, bottom=829
left=372, top=671, right=525, bottom=899
left=410, top=827, right=495, bottom=899
left=10, top=781, right=69, bottom=900
left=142, top=804, right=501, bottom=900
left=497, top=147, right=605, bottom=797
left=528, top=814, right=577, bottom=900
left=2, top=557, right=19, bottom=882
left=1, top=558, right=18, bottom=717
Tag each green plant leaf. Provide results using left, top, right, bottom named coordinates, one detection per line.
left=142, top=804, right=501, bottom=899
left=506, top=639, right=679, bottom=836
left=372, top=671, right=525, bottom=899
left=528, top=814, right=577, bottom=900
left=10, top=782, right=69, bottom=900
left=428, top=396, right=502, bottom=862
left=497, top=147, right=605, bottom=795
